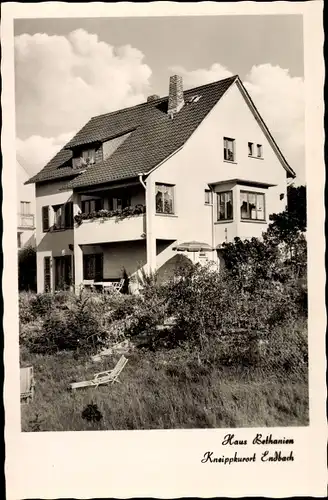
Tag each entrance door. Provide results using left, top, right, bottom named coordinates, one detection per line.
left=54, top=256, right=72, bottom=290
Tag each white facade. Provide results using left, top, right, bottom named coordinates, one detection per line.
left=16, top=161, right=36, bottom=249
left=34, top=80, right=292, bottom=293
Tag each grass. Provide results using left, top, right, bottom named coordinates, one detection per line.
left=20, top=343, right=309, bottom=432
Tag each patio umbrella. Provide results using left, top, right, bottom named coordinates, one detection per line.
left=172, top=241, right=214, bottom=252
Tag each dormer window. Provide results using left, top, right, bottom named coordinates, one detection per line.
left=81, top=148, right=96, bottom=164
left=72, top=148, right=96, bottom=170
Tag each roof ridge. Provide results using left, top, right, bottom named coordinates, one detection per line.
left=88, top=74, right=238, bottom=122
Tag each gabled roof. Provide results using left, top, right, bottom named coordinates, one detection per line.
left=26, top=74, right=295, bottom=187
left=25, top=76, right=237, bottom=186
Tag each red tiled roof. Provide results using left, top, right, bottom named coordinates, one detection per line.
left=25, top=76, right=237, bottom=187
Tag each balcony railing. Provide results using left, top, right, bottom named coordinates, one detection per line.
left=18, top=213, right=35, bottom=229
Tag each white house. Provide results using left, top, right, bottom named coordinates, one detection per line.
left=25, top=74, right=295, bottom=293
left=17, top=160, right=36, bottom=249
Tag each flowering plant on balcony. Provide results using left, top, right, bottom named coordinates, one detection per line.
left=74, top=204, right=146, bottom=226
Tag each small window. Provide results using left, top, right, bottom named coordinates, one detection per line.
left=20, top=201, right=31, bottom=215
left=217, top=191, right=233, bottom=221
left=240, top=191, right=265, bottom=221
left=248, top=142, right=254, bottom=156
left=155, top=183, right=175, bottom=215
left=82, top=148, right=96, bottom=164
left=223, top=138, right=235, bottom=162
left=205, top=189, right=212, bottom=205
left=257, top=144, right=263, bottom=158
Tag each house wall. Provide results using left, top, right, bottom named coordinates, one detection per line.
left=16, top=162, right=36, bottom=248
left=35, top=179, right=74, bottom=292
left=147, top=80, right=288, bottom=267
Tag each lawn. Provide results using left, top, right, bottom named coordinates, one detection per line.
left=20, top=344, right=309, bottom=432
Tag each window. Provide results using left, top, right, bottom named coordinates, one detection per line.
left=155, top=184, right=175, bottom=214
left=82, top=199, right=103, bottom=214
left=248, top=142, right=254, bottom=156
left=82, top=148, right=96, bottom=163
left=240, top=191, right=265, bottom=221
left=83, top=254, right=103, bottom=281
left=109, top=196, right=131, bottom=211
left=53, top=202, right=73, bottom=230
left=223, top=137, right=235, bottom=162
left=217, top=191, right=233, bottom=221
left=205, top=189, right=212, bottom=205
left=17, top=232, right=22, bottom=249
left=257, top=144, right=263, bottom=158
left=20, top=201, right=31, bottom=214
left=44, top=256, right=51, bottom=292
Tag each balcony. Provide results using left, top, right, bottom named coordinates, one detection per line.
left=17, top=213, right=35, bottom=229
left=74, top=207, right=146, bottom=245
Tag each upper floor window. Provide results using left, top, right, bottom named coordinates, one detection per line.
left=223, top=137, right=235, bottom=162
left=204, top=189, right=212, bottom=205
left=82, top=198, right=103, bottom=214
left=240, top=191, right=265, bottom=221
left=257, top=144, right=263, bottom=158
left=217, top=191, right=233, bottom=221
left=156, top=183, right=175, bottom=215
left=248, top=142, right=254, bottom=156
left=109, top=195, right=131, bottom=211
left=42, top=202, right=73, bottom=232
left=20, top=201, right=31, bottom=214
left=82, top=148, right=96, bottom=164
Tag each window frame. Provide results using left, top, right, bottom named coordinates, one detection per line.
left=240, top=190, right=266, bottom=221
left=82, top=198, right=103, bottom=214
left=204, top=189, right=213, bottom=205
left=223, top=137, right=235, bottom=162
left=248, top=142, right=254, bottom=157
left=20, top=201, right=31, bottom=215
left=52, top=202, right=74, bottom=230
left=155, top=183, right=175, bottom=215
left=256, top=144, right=263, bottom=158
left=217, top=190, right=234, bottom=221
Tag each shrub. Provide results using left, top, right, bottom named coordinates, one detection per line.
left=19, top=291, right=36, bottom=324
left=30, top=292, right=55, bottom=319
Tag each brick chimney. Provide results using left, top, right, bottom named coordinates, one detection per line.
left=147, top=94, right=160, bottom=102
left=168, top=75, right=184, bottom=117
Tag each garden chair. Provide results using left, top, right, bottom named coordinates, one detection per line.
left=20, top=366, right=35, bottom=404
left=69, top=355, right=128, bottom=390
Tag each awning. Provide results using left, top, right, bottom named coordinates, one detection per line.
left=172, top=241, right=214, bottom=252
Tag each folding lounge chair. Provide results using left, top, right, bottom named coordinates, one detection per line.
left=20, top=366, right=35, bottom=404
left=70, top=355, right=128, bottom=390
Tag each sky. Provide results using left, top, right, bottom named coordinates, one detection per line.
left=14, top=15, right=305, bottom=183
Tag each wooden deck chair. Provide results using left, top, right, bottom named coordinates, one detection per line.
left=70, top=355, right=128, bottom=390
left=20, top=366, right=35, bottom=404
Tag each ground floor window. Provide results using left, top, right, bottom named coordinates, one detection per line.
left=54, top=255, right=72, bottom=290
left=83, top=253, right=103, bottom=281
left=240, top=191, right=265, bottom=221
left=44, top=256, right=51, bottom=292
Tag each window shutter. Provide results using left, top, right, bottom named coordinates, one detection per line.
left=44, top=257, right=51, bottom=292
left=64, top=202, right=73, bottom=228
left=42, top=206, right=50, bottom=232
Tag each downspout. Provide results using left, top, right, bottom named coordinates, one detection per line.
left=210, top=186, right=216, bottom=265
left=138, top=173, right=153, bottom=275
